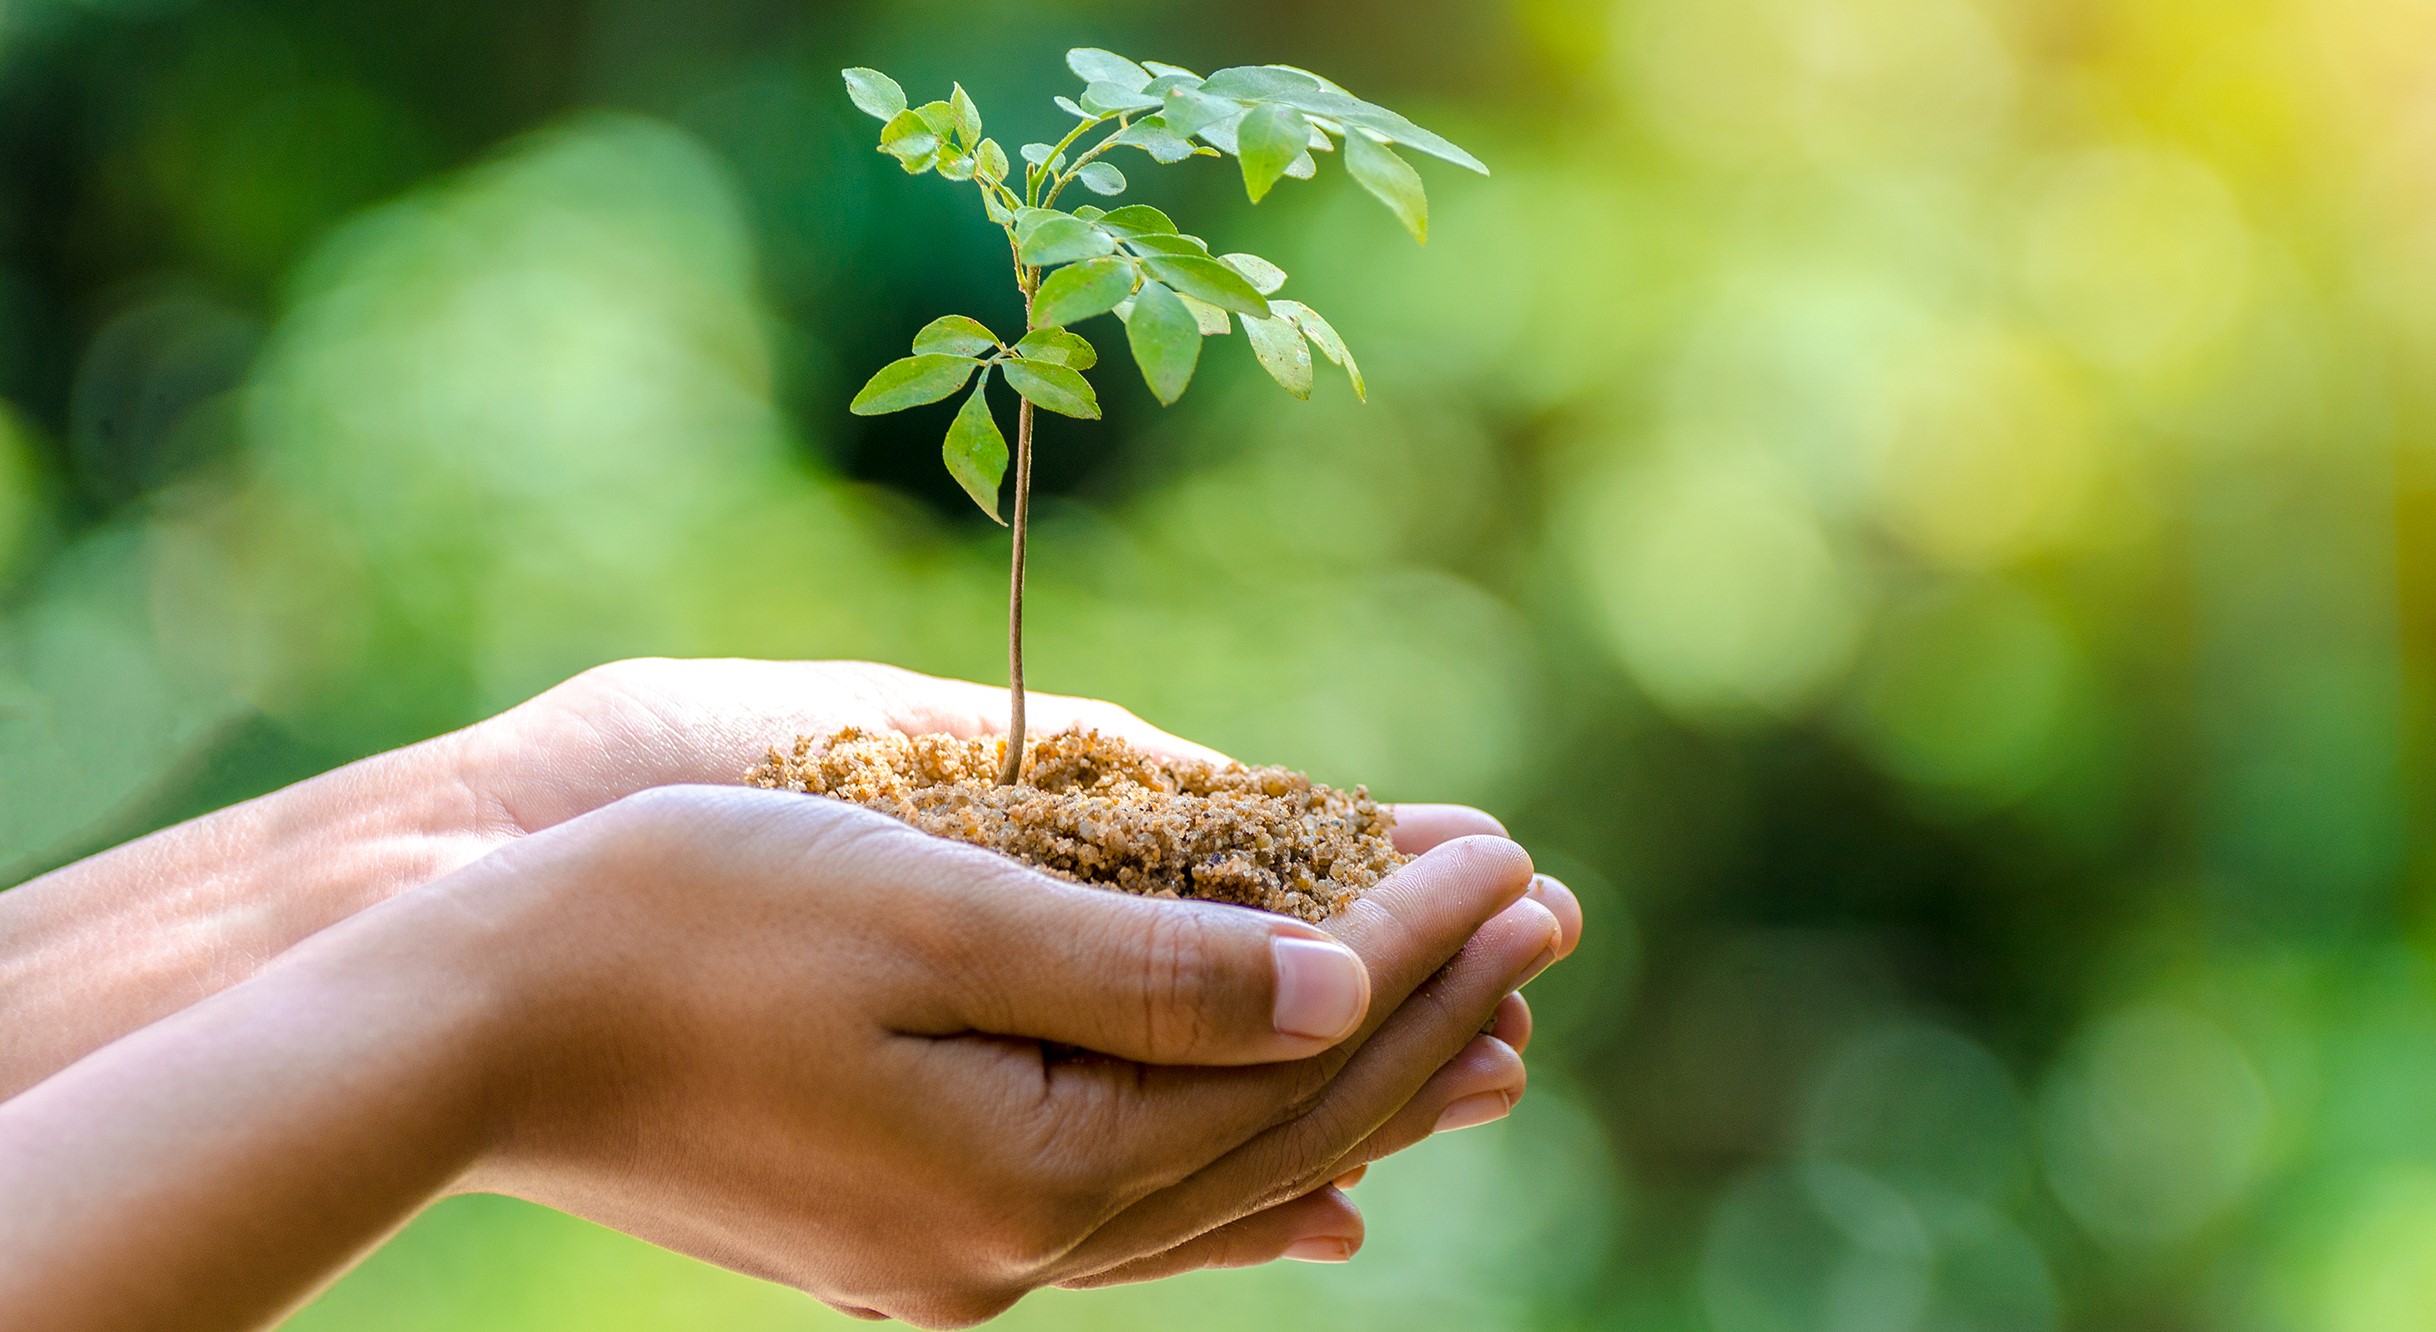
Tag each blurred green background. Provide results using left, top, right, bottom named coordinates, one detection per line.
left=6, top=0, right=2436, bottom=1327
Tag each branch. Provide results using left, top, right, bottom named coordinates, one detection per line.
left=1026, top=112, right=1117, bottom=207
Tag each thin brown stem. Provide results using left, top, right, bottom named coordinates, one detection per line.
left=999, top=279, right=1038, bottom=787
left=999, top=396, right=1034, bottom=786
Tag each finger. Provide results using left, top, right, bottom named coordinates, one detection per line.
left=1387, top=804, right=1508, bottom=854
left=1057, top=894, right=1562, bottom=1274
left=1045, top=836, right=1538, bottom=1161
left=889, top=830, right=1373, bottom=1065
left=1490, top=991, right=1533, bottom=1053
left=1058, top=1188, right=1363, bottom=1289
left=1339, top=1035, right=1528, bottom=1171
left=1328, top=1004, right=1529, bottom=1190
left=1525, top=874, right=1584, bottom=959
left=1314, top=836, right=1536, bottom=1050
left=503, top=660, right=1234, bottom=826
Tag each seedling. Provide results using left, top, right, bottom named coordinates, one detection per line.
left=842, top=49, right=1485, bottom=784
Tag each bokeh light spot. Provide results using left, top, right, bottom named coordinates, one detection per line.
left=1569, top=443, right=1866, bottom=722
left=2039, top=1005, right=2273, bottom=1246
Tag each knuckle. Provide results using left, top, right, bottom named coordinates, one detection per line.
left=1133, top=907, right=1221, bottom=1059
left=991, top=1186, right=1100, bottom=1275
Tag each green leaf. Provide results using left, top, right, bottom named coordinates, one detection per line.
left=1003, top=359, right=1101, bottom=419
left=1011, top=207, right=1061, bottom=241
left=1142, top=61, right=1202, bottom=80
left=914, top=100, right=959, bottom=139
left=936, top=152, right=976, bottom=181
left=879, top=108, right=939, bottom=170
left=1344, top=133, right=1428, bottom=244
left=1219, top=253, right=1289, bottom=296
left=1143, top=72, right=1201, bottom=97
left=1121, top=233, right=1210, bottom=257
left=1161, top=87, right=1243, bottom=139
left=1241, top=312, right=1313, bottom=399
left=1072, top=205, right=1106, bottom=220
left=976, top=138, right=1010, bottom=181
left=1124, top=281, right=1202, bottom=405
left=949, top=84, right=982, bottom=144
left=912, top=315, right=999, bottom=358
left=1111, top=120, right=1200, bottom=164
left=1054, top=95, right=1091, bottom=119
left=1235, top=103, right=1309, bottom=202
left=1194, top=111, right=1247, bottom=155
left=1014, top=327, right=1098, bottom=370
left=1196, top=66, right=1488, bottom=175
left=850, top=354, right=979, bottom=415
left=1031, top=255, right=1138, bottom=327
left=1067, top=48, right=1152, bottom=92
left=1177, top=292, right=1233, bottom=336
left=1096, top=204, right=1178, bottom=236
left=842, top=68, right=907, bottom=121
left=1076, top=162, right=1128, bottom=196
left=1273, top=299, right=1364, bottom=400
left=1020, top=142, right=1063, bottom=168
left=983, top=190, right=1013, bottom=224
left=942, top=378, right=1009, bottom=523
left=1081, top=82, right=1164, bottom=115
left=1141, top=254, right=1271, bottom=318
left=1018, top=215, right=1116, bottom=266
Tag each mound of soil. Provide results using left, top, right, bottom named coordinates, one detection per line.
left=744, top=727, right=1404, bottom=922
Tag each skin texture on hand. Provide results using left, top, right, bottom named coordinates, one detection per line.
left=0, top=660, right=1241, bottom=1096
left=0, top=659, right=1586, bottom=1322
left=0, top=784, right=1564, bottom=1330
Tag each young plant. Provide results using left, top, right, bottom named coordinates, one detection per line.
left=842, top=49, right=1485, bottom=785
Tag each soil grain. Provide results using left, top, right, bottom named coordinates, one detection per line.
left=745, top=728, right=1405, bottom=922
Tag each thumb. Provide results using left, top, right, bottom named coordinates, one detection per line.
left=905, top=854, right=1374, bottom=1066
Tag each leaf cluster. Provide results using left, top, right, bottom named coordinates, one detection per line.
left=841, top=50, right=1481, bottom=519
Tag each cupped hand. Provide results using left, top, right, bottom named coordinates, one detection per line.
left=427, top=785, right=1559, bottom=1326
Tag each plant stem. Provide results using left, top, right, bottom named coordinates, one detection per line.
left=999, top=282, right=1038, bottom=787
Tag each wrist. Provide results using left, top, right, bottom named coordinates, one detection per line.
left=0, top=729, right=502, bottom=1098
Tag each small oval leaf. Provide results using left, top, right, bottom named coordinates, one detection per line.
left=1097, top=204, right=1179, bottom=236
left=1018, top=215, right=1116, bottom=267
left=1003, top=359, right=1101, bottom=419
left=1219, top=252, right=1289, bottom=296
left=1344, top=133, right=1428, bottom=244
left=1030, top=256, right=1138, bottom=328
left=1013, top=328, right=1098, bottom=370
left=850, top=354, right=979, bottom=415
left=1236, top=102, right=1310, bottom=203
left=843, top=68, right=908, bottom=121
left=1068, top=48, right=1152, bottom=92
left=1076, top=161, right=1128, bottom=196
left=1125, top=281, right=1202, bottom=406
left=1242, top=312, right=1314, bottom=399
left=912, top=315, right=999, bottom=358
left=1141, top=254, right=1271, bottom=318
left=1273, top=299, right=1365, bottom=400
left=943, top=379, right=1009, bottom=523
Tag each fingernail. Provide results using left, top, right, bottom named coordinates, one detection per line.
left=1333, top=1164, right=1368, bottom=1190
left=1526, top=875, right=1580, bottom=957
left=1273, top=936, right=1368, bottom=1042
left=1434, top=1090, right=1514, bottom=1133
left=1284, top=1237, right=1356, bottom=1263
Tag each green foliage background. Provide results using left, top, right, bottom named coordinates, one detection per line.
left=5, top=0, right=2436, bottom=1327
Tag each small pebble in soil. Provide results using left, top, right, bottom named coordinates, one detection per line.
left=744, top=727, right=1406, bottom=922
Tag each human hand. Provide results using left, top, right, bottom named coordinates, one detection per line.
left=1, top=658, right=1580, bottom=1110
left=0, top=781, right=1570, bottom=1329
